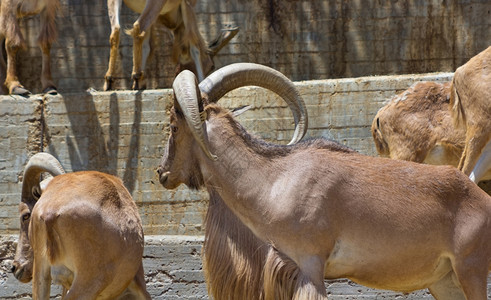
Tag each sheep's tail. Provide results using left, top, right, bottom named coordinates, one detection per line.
left=30, top=211, right=60, bottom=264
left=43, top=211, right=60, bottom=263
left=263, top=247, right=327, bottom=300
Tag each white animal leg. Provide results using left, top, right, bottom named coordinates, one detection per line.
left=459, top=126, right=491, bottom=176
left=469, top=139, right=491, bottom=183
left=190, top=44, right=204, bottom=82
left=139, top=34, right=151, bottom=89
left=428, top=271, right=465, bottom=300
left=104, top=0, right=123, bottom=91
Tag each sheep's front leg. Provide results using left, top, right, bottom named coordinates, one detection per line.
left=4, top=39, right=28, bottom=95
left=0, top=3, right=29, bottom=95
left=104, top=0, right=122, bottom=91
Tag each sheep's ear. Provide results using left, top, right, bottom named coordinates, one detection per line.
left=33, top=175, right=54, bottom=200
left=232, top=105, right=252, bottom=117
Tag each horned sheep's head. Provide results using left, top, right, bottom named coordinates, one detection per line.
left=157, top=63, right=308, bottom=190
left=11, top=153, right=65, bottom=283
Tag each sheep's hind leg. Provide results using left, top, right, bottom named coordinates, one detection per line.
left=125, top=263, right=152, bottom=299
left=428, top=271, right=465, bottom=300
left=452, top=258, right=489, bottom=300
left=104, top=0, right=123, bottom=91
left=62, top=274, right=107, bottom=300
left=38, top=4, right=58, bottom=95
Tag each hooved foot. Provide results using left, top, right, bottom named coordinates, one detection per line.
left=11, top=85, right=30, bottom=97
left=104, top=76, right=113, bottom=91
left=131, top=72, right=146, bottom=90
left=42, top=86, right=57, bottom=95
left=207, top=25, right=240, bottom=56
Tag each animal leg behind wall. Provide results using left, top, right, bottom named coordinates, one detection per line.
left=469, top=139, right=491, bottom=183
left=459, top=126, right=491, bottom=176
left=190, top=45, right=204, bottom=81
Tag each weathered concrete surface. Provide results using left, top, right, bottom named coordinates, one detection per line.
left=0, top=73, right=454, bottom=235
left=11, top=0, right=491, bottom=94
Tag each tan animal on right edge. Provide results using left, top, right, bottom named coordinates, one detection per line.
left=372, top=80, right=491, bottom=183
left=450, top=46, right=491, bottom=183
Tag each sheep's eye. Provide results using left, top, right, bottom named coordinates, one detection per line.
left=22, top=213, right=30, bottom=221
left=171, top=125, right=178, bottom=133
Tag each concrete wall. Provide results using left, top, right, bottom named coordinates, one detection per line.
left=11, top=0, right=490, bottom=94
left=0, top=72, right=454, bottom=235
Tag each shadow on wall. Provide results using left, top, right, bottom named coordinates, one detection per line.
left=12, top=0, right=488, bottom=94
left=47, top=91, right=142, bottom=194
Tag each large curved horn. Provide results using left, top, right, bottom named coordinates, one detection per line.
left=173, top=70, right=218, bottom=161
left=21, top=153, right=65, bottom=205
left=198, top=63, right=308, bottom=145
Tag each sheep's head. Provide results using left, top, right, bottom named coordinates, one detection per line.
left=12, top=153, right=64, bottom=283
left=371, top=112, right=390, bottom=157
left=157, top=105, right=206, bottom=190
left=157, top=71, right=213, bottom=190
left=12, top=202, right=34, bottom=283
left=158, top=63, right=309, bottom=191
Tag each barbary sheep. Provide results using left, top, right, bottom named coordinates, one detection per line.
left=12, top=152, right=151, bottom=299
left=158, top=64, right=491, bottom=299
left=105, top=0, right=238, bottom=90
left=0, top=0, right=59, bottom=95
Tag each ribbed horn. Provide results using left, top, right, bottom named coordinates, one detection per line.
left=21, top=152, right=65, bottom=205
left=173, top=70, right=218, bottom=161
left=199, top=63, right=308, bottom=145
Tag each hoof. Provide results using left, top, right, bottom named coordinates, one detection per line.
left=131, top=73, right=145, bottom=90
left=207, top=25, right=240, bottom=56
left=43, top=86, right=58, bottom=95
left=103, top=77, right=113, bottom=91
left=131, top=79, right=146, bottom=90
left=11, top=85, right=30, bottom=97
